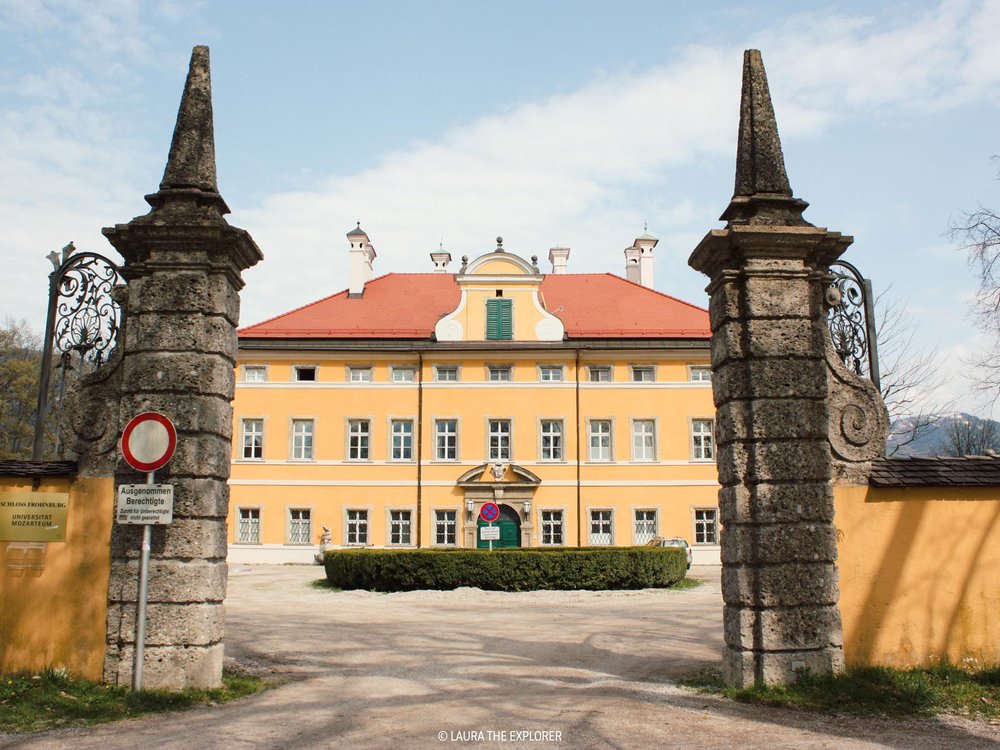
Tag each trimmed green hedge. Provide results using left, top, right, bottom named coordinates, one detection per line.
left=323, top=546, right=687, bottom=592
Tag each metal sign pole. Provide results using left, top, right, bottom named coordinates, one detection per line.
left=489, top=521, right=493, bottom=552
left=132, top=470, right=154, bottom=691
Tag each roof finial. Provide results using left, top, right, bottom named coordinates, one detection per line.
left=644, top=220, right=648, bottom=233
left=720, top=49, right=810, bottom=227
left=495, top=236, right=504, bottom=253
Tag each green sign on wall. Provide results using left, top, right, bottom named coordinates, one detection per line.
left=0, top=493, right=69, bottom=542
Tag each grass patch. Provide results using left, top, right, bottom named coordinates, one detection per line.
left=0, top=668, right=269, bottom=734
left=666, top=576, right=701, bottom=590
left=309, top=578, right=340, bottom=590
left=678, top=663, right=1000, bottom=719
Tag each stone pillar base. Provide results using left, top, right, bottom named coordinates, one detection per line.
left=104, top=643, right=224, bottom=690
left=723, top=646, right=845, bottom=688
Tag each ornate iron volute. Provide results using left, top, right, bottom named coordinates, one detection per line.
left=826, top=260, right=880, bottom=391
left=32, top=243, right=123, bottom=459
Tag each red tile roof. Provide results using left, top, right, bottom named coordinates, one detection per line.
left=239, top=273, right=709, bottom=340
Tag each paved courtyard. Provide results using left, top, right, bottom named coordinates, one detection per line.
left=4, top=564, right=999, bottom=749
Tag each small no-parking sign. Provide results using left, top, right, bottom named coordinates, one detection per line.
left=120, top=412, right=177, bottom=472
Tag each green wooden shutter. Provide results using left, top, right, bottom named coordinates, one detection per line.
left=486, top=298, right=512, bottom=340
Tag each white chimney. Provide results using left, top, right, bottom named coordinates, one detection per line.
left=548, top=247, right=571, bottom=274
left=347, top=222, right=376, bottom=296
left=624, top=229, right=657, bottom=287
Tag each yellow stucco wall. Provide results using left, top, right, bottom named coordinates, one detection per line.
left=0, top=476, right=113, bottom=679
left=835, top=484, right=1000, bottom=667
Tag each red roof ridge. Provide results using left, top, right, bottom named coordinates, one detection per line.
left=585, top=272, right=709, bottom=314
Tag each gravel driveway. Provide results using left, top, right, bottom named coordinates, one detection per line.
left=4, top=564, right=999, bottom=749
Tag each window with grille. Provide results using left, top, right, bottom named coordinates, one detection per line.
left=292, top=419, right=314, bottom=460
left=692, top=419, right=714, bottom=461
left=485, top=298, right=513, bottom=340
left=390, top=510, right=412, bottom=545
left=436, top=420, right=457, bottom=460
left=288, top=508, right=311, bottom=545
left=391, top=420, right=413, bottom=460
left=589, top=510, right=613, bottom=546
left=634, top=509, right=657, bottom=545
left=632, top=420, right=655, bottom=461
left=348, top=419, right=370, bottom=460
left=435, top=510, right=457, bottom=545
left=346, top=509, right=368, bottom=545
left=695, top=508, right=718, bottom=544
left=241, top=419, right=263, bottom=459
left=589, top=420, right=612, bottom=461
left=540, top=420, right=563, bottom=461
left=238, top=507, right=260, bottom=543
left=541, top=510, right=563, bottom=545
left=489, top=419, right=511, bottom=461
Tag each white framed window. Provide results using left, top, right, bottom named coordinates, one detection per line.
left=435, top=365, right=459, bottom=382
left=689, top=365, right=712, bottom=382
left=237, top=507, right=260, bottom=543
left=435, top=419, right=458, bottom=460
left=588, top=366, right=612, bottom=382
left=589, top=509, right=613, bottom=546
left=538, top=365, right=564, bottom=382
left=695, top=508, right=718, bottom=544
left=391, top=367, right=415, bottom=383
left=391, top=420, right=413, bottom=460
left=541, top=510, right=563, bottom=545
left=293, top=365, right=317, bottom=382
left=389, top=510, right=412, bottom=545
left=692, top=419, right=715, bottom=461
left=488, top=365, right=512, bottom=382
left=631, top=365, right=655, bottom=383
left=240, top=418, right=264, bottom=460
left=348, top=366, right=372, bottom=383
left=291, top=419, right=314, bottom=460
left=631, top=419, right=656, bottom=462
left=434, top=510, right=457, bottom=545
left=488, top=419, right=511, bottom=460
left=588, top=419, right=612, bottom=461
left=288, top=508, right=311, bottom=545
left=243, top=365, right=267, bottom=383
left=348, top=419, right=370, bottom=460
left=540, top=420, right=563, bottom=461
left=346, top=509, right=368, bottom=545
left=634, top=509, right=657, bottom=545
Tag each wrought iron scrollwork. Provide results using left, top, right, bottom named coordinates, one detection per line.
left=51, top=252, right=122, bottom=367
left=826, top=260, right=880, bottom=391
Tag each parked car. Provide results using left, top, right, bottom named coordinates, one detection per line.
left=646, top=536, right=692, bottom=569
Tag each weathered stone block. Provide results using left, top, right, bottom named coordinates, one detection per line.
left=168, top=433, right=233, bottom=479
left=713, top=360, right=826, bottom=405
left=131, top=271, right=240, bottom=323
left=742, top=275, right=815, bottom=318
left=717, top=440, right=831, bottom=485
left=118, top=393, right=233, bottom=441
left=105, top=642, right=224, bottom=690
left=721, top=522, right=838, bottom=564
left=108, top=601, right=224, bottom=647
left=713, top=318, right=822, bottom=362
left=153, top=517, right=228, bottom=559
left=108, top=558, right=227, bottom=603
left=127, top=313, right=237, bottom=360
left=723, top=646, right=845, bottom=688
left=724, top=604, right=843, bottom=651
left=718, top=482, right=834, bottom=524
left=120, top=352, right=235, bottom=397
left=716, top=399, right=828, bottom=444
left=169, top=478, right=230, bottom=517
left=722, top=562, right=839, bottom=607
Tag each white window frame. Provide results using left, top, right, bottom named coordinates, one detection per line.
left=290, top=418, right=315, bottom=460
left=631, top=418, right=656, bottom=462
left=388, top=509, right=414, bottom=546
left=434, top=509, right=458, bottom=546
left=435, top=364, right=459, bottom=382
left=487, top=364, right=512, bottom=382
left=538, top=364, right=564, bottom=382
left=240, top=418, right=264, bottom=460
left=588, top=419, right=613, bottom=462
left=588, top=365, right=612, bottom=383
left=689, top=365, right=712, bottom=382
left=345, top=508, right=369, bottom=545
left=539, top=419, right=564, bottom=461
left=391, top=366, right=416, bottom=383
left=630, top=365, right=655, bottom=383
left=237, top=507, right=261, bottom=544
left=634, top=509, right=657, bottom=545
left=589, top=509, right=613, bottom=546
left=691, top=418, right=715, bottom=461
left=347, top=419, right=371, bottom=461
left=694, top=507, right=719, bottom=545
left=389, top=419, right=414, bottom=461
left=435, top=419, right=459, bottom=461
left=292, top=365, right=318, bottom=382
left=287, top=507, right=312, bottom=545
left=348, top=366, right=373, bottom=383
left=488, top=418, right=512, bottom=461
left=540, top=509, right=564, bottom=546
left=242, top=365, right=267, bottom=383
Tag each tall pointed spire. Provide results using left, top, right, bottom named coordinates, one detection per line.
left=147, top=45, right=229, bottom=215
left=721, top=49, right=809, bottom=227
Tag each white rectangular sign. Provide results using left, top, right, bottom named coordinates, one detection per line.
left=480, top=525, right=500, bottom=541
left=116, top=484, right=174, bottom=525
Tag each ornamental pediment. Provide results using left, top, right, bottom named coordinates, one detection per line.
left=456, top=463, right=542, bottom=486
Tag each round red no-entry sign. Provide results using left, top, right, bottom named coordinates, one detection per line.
left=121, top=412, right=177, bottom=472
left=480, top=502, right=500, bottom=523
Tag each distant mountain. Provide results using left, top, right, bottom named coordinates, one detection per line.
left=887, top=412, right=1000, bottom=456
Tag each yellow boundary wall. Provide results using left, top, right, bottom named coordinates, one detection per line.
left=0, top=476, right=113, bottom=680
left=836, top=484, right=1000, bottom=668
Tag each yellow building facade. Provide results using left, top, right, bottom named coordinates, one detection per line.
left=228, top=232, right=720, bottom=563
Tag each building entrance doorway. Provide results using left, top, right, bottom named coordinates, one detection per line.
left=477, top=503, right=521, bottom=548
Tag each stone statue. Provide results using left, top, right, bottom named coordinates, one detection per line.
left=314, top=525, right=333, bottom=565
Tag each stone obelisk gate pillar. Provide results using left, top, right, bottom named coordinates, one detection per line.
left=689, top=50, right=888, bottom=687
left=71, top=46, right=262, bottom=689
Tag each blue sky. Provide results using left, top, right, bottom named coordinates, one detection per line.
left=2, top=0, right=999, bottom=416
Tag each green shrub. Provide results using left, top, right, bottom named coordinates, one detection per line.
left=324, top=546, right=686, bottom=591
